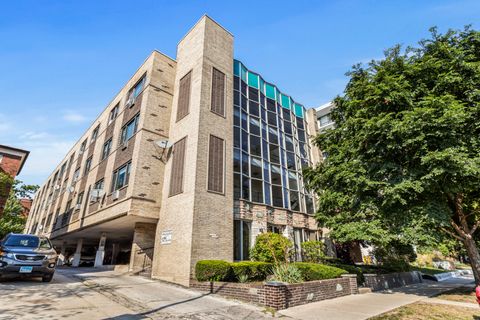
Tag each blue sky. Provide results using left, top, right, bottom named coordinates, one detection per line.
left=1, top=0, right=479, bottom=186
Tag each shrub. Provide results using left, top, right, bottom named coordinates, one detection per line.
left=271, top=263, right=303, bottom=283
left=250, top=232, right=292, bottom=263
left=293, top=262, right=347, bottom=281
left=230, top=261, right=273, bottom=281
left=195, top=260, right=231, bottom=281
left=301, top=241, right=326, bottom=263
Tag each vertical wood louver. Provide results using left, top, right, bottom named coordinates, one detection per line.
left=208, top=135, right=224, bottom=193
left=211, top=68, right=225, bottom=116
left=169, top=137, right=187, bottom=196
left=176, top=71, right=192, bottom=121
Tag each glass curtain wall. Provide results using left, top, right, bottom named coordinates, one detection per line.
left=233, top=60, right=315, bottom=214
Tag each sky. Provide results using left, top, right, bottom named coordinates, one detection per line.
left=1, top=0, right=479, bottom=186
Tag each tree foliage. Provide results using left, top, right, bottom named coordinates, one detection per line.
left=0, top=171, right=39, bottom=239
left=304, top=26, right=480, bottom=282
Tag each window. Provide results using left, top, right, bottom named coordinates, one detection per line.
left=84, top=156, right=92, bottom=175
left=76, top=192, right=84, bottom=205
left=131, top=75, right=146, bottom=100
left=211, top=67, right=225, bottom=116
left=207, top=135, right=224, bottom=193
left=73, top=168, right=80, bottom=182
left=108, top=104, right=119, bottom=125
left=169, top=137, right=186, bottom=196
left=234, top=220, right=251, bottom=261
left=91, top=125, right=100, bottom=142
left=318, top=114, right=332, bottom=127
left=80, top=139, right=87, bottom=153
left=251, top=179, right=263, bottom=203
left=111, top=162, right=131, bottom=192
left=94, top=179, right=104, bottom=191
left=120, top=114, right=140, bottom=144
left=272, top=185, right=283, bottom=207
left=176, top=71, right=191, bottom=121
left=102, top=138, right=112, bottom=160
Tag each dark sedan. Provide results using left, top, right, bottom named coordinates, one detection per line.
left=0, top=233, right=58, bottom=282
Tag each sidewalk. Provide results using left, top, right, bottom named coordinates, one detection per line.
left=60, top=267, right=273, bottom=319
left=278, top=277, right=475, bottom=320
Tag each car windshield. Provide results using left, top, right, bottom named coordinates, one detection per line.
left=3, top=235, right=51, bottom=249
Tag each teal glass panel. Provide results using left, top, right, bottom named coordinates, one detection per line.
left=234, top=60, right=241, bottom=76
left=265, top=83, right=276, bottom=100
left=260, top=78, right=265, bottom=94
left=281, top=94, right=291, bottom=109
left=294, top=103, right=304, bottom=118
left=241, top=66, right=247, bottom=82
left=248, top=72, right=259, bottom=89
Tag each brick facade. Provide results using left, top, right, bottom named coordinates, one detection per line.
left=0, top=145, right=29, bottom=216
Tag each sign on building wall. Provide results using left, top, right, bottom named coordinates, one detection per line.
left=160, top=230, right=172, bottom=244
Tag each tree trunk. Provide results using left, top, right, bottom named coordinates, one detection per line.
left=464, top=235, right=480, bottom=285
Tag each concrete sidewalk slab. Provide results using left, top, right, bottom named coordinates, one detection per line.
left=278, top=278, right=475, bottom=320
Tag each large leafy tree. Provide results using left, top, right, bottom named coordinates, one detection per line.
left=0, top=172, right=39, bottom=239
left=304, top=27, right=480, bottom=283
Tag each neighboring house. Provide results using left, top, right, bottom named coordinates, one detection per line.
left=26, top=15, right=329, bottom=286
left=0, top=145, right=29, bottom=216
left=19, top=198, right=33, bottom=217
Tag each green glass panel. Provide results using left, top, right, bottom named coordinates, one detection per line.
left=241, top=66, right=247, bottom=82
left=260, top=78, right=265, bottom=94
left=248, top=72, right=259, bottom=89
left=265, top=83, right=276, bottom=100
left=234, top=60, right=241, bottom=76
left=281, top=94, right=291, bottom=109
left=294, top=103, right=304, bottom=118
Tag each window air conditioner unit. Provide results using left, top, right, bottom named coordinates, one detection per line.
left=79, top=149, right=84, bottom=155
left=54, top=185, right=60, bottom=190
left=121, top=140, right=129, bottom=150
left=67, top=185, right=74, bottom=193
left=74, top=203, right=81, bottom=210
left=112, top=190, right=120, bottom=200
left=125, top=97, right=135, bottom=108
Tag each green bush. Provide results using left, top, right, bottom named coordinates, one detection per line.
left=293, top=262, right=347, bottom=281
left=301, top=241, right=326, bottom=263
left=230, top=261, right=273, bottom=281
left=271, top=263, right=304, bottom=283
left=250, top=232, right=292, bottom=263
left=195, top=260, right=232, bottom=281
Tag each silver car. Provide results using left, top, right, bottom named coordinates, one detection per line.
left=0, top=233, right=58, bottom=282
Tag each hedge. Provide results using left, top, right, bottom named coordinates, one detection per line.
left=195, top=260, right=348, bottom=283
left=293, top=262, right=347, bottom=281
left=230, top=261, right=273, bottom=280
left=195, top=260, right=232, bottom=281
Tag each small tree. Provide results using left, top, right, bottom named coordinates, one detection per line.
left=301, top=241, right=326, bottom=263
left=250, top=232, right=292, bottom=264
left=0, top=172, right=39, bottom=238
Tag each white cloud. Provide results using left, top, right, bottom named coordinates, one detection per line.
left=20, top=131, right=51, bottom=140
left=16, top=139, right=75, bottom=185
left=63, top=111, right=88, bottom=123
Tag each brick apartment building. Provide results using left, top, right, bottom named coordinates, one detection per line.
left=26, top=16, right=331, bottom=286
left=0, top=145, right=29, bottom=216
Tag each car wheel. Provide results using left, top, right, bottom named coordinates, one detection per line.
left=42, top=274, right=54, bottom=283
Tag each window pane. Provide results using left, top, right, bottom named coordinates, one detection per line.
left=241, top=176, right=250, bottom=200
left=250, top=157, right=262, bottom=179
left=247, top=72, right=259, bottom=89
left=251, top=179, right=263, bottom=203
left=272, top=185, right=283, bottom=207
left=250, top=135, right=261, bottom=157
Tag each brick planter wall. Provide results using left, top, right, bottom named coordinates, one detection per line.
left=363, top=271, right=423, bottom=291
left=190, top=274, right=358, bottom=310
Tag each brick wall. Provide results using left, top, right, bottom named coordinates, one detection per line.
left=190, top=274, right=358, bottom=310
left=363, top=271, right=423, bottom=291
